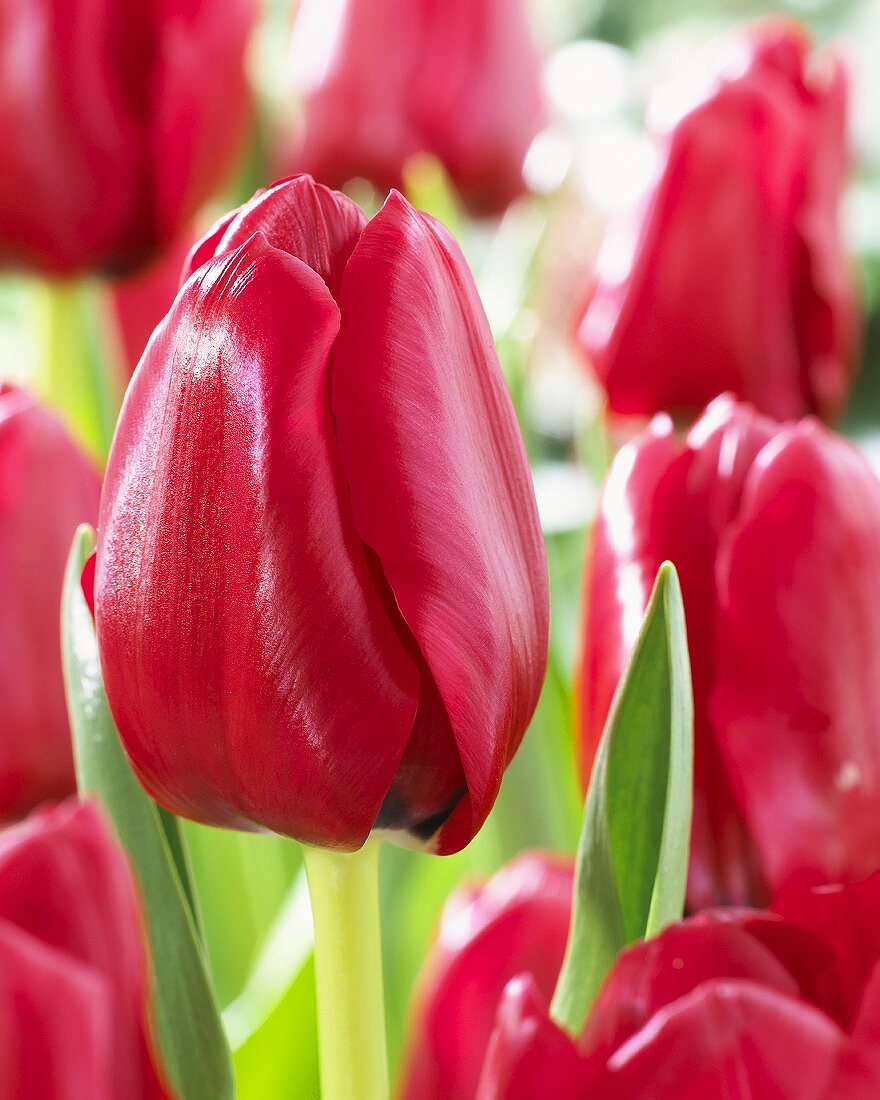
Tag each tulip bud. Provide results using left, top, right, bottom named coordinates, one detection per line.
left=576, top=21, right=858, bottom=422
left=580, top=394, right=880, bottom=908
left=93, top=175, right=549, bottom=853
left=402, top=853, right=880, bottom=1098
left=0, top=798, right=171, bottom=1098
left=0, top=385, right=100, bottom=819
left=0, top=0, right=256, bottom=275
left=288, top=0, right=545, bottom=215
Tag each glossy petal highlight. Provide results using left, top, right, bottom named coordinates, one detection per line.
left=332, top=192, right=549, bottom=851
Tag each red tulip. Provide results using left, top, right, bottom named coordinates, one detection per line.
left=93, top=175, right=549, bottom=852
left=575, top=21, right=858, bottom=422
left=0, top=798, right=171, bottom=1098
left=400, top=852, right=573, bottom=1100
left=0, top=385, right=100, bottom=819
left=401, top=852, right=880, bottom=1099
left=484, top=875, right=880, bottom=1098
left=288, top=0, right=545, bottom=215
left=580, top=395, right=880, bottom=908
left=0, top=0, right=255, bottom=276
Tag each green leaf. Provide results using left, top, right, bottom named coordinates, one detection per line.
left=61, top=525, right=234, bottom=1100
left=549, top=561, right=693, bottom=1035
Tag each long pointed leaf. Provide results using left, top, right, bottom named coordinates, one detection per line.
left=550, top=561, right=693, bottom=1034
left=61, top=524, right=234, bottom=1100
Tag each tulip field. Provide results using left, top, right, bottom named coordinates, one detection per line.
left=3, top=0, right=880, bottom=1097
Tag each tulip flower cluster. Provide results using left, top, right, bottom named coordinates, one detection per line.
left=403, top=852, right=880, bottom=1098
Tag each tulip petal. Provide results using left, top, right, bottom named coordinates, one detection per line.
left=0, top=0, right=143, bottom=272
left=714, top=422, right=880, bottom=895
left=401, top=853, right=572, bottom=1100
left=0, top=0, right=255, bottom=274
left=183, top=207, right=243, bottom=282
left=603, top=980, right=843, bottom=1098
left=96, top=233, right=419, bottom=845
left=289, top=0, right=543, bottom=215
left=290, top=0, right=419, bottom=199
left=332, top=191, right=548, bottom=852
left=476, top=976, right=592, bottom=1100
left=795, top=55, right=859, bottom=420
left=577, top=25, right=856, bottom=422
left=582, top=910, right=831, bottom=1059
left=214, top=175, right=367, bottom=301
left=405, top=0, right=546, bottom=213
left=774, top=872, right=880, bottom=1028
left=0, top=921, right=113, bottom=1100
left=829, top=964, right=880, bottom=1097
left=149, top=0, right=255, bottom=251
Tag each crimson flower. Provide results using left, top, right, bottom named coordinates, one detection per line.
left=0, top=0, right=255, bottom=275
left=576, top=21, right=858, bottom=422
left=92, top=175, right=549, bottom=852
left=401, top=852, right=880, bottom=1099
left=288, top=0, right=545, bottom=215
left=0, top=385, right=100, bottom=819
left=0, top=798, right=172, bottom=1098
left=581, top=395, right=880, bottom=908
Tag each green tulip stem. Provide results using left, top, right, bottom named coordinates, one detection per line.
left=34, top=277, right=121, bottom=462
left=303, top=839, right=389, bottom=1100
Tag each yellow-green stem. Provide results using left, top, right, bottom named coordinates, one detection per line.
left=303, top=839, right=389, bottom=1100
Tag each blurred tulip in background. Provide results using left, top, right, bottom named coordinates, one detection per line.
left=581, top=395, right=880, bottom=908
left=0, top=384, right=99, bottom=819
left=287, top=0, right=546, bottom=215
left=400, top=852, right=573, bottom=1100
left=92, top=175, right=549, bottom=854
left=0, top=0, right=256, bottom=275
left=403, top=851, right=880, bottom=1099
left=576, top=21, right=858, bottom=422
left=483, top=867, right=880, bottom=1098
left=0, top=799, right=171, bottom=1098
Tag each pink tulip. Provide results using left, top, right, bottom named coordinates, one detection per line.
left=289, top=0, right=545, bottom=215
left=581, top=395, right=880, bottom=907
left=401, top=852, right=880, bottom=1099
left=576, top=21, right=858, bottom=421
left=0, top=0, right=255, bottom=275
left=0, top=798, right=171, bottom=1097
